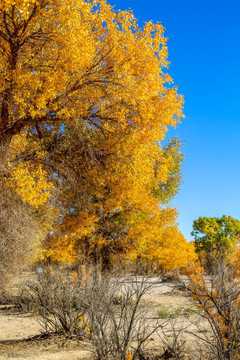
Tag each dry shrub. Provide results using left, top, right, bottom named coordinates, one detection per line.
left=157, top=318, right=189, bottom=360
left=0, top=145, right=49, bottom=301
left=185, top=260, right=240, bottom=360
left=0, top=187, right=47, bottom=301
left=19, top=268, right=88, bottom=336
left=19, top=267, right=168, bottom=359
left=83, top=272, right=165, bottom=360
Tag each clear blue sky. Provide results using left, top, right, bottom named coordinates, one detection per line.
left=110, top=0, right=240, bottom=241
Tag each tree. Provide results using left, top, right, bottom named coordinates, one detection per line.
left=192, top=216, right=240, bottom=263
left=0, top=0, right=182, bottom=145
left=41, top=126, right=195, bottom=270
left=0, top=0, right=192, bottom=271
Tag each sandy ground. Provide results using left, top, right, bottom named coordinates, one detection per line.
left=0, top=276, right=201, bottom=360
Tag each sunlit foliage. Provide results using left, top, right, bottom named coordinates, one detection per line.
left=0, top=0, right=194, bottom=270
left=192, top=216, right=240, bottom=261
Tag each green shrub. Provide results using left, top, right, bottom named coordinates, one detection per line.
left=157, top=306, right=182, bottom=318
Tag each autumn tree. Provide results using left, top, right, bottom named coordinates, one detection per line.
left=41, top=124, right=196, bottom=270
left=0, top=0, right=182, bottom=142
left=0, top=0, right=194, bottom=271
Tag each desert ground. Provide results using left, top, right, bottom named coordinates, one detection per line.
left=0, top=276, right=202, bottom=360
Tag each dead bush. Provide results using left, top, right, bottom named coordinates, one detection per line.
left=157, top=318, right=189, bottom=359
left=19, top=268, right=87, bottom=336
left=0, top=146, right=50, bottom=301
left=83, top=273, right=165, bottom=360
left=0, top=188, right=48, bottom=301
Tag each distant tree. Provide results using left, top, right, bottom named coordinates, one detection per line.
left=192, top=215, right=240, bottom=262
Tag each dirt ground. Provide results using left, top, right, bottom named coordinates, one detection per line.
left=0, top=276, right=200, bottom=360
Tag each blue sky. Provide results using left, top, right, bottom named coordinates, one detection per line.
left=110, top=0, right=240, bottom=241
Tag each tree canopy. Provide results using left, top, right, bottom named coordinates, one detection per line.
left=0, top=0, right=196, bottom=270
left=192, top=215, right=240, bottom=260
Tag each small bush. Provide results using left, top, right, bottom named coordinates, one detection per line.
left=83, top=273, right=164, bottom=360
left=19, top=268, right=87, bottom=336
left=157, top=306, right=182, bottom=319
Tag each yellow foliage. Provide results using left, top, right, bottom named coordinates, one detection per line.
left=0, top=0, right=183, bottom=140
left=128, top=210, right=197, bottom=270
left=183, top=261, right=205, bottom=287
left=0, top=0, right=190, bottom=270
left=8, top=162, right=53, bottom=208
left=6, top=133, right=54, bottom=208
left=125, top=354, right=133, bottom=360
left=42, top=235, right=77, bottom=264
